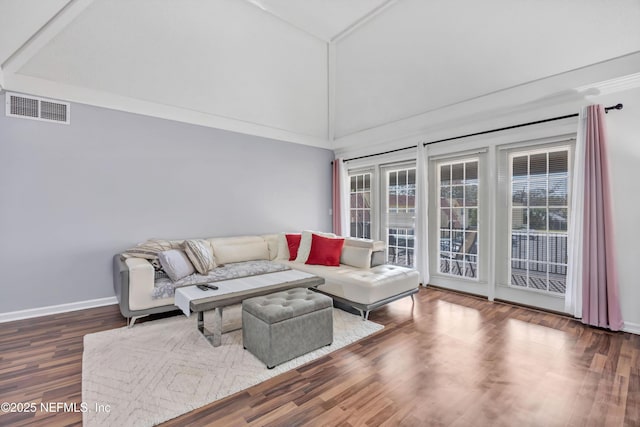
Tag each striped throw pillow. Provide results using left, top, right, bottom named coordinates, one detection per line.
left=183, top=239, right=216, bottom=274
left=123, top=239, right=179, bottom=260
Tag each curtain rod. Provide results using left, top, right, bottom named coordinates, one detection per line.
left=342, top=103, right=623, bottom=163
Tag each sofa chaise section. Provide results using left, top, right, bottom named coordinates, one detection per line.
left=277, top=261, right=419, bottom=320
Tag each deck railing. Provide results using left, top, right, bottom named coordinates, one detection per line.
left=511, top=233, right=568, bottom=274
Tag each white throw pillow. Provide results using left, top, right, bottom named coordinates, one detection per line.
left=340, top=246, right=373, bottom=269
left=157, top=249, right=196, bottom=282
left=276, top=233, right=291, bottom=260
left=294, top=230, right=336, bottom=263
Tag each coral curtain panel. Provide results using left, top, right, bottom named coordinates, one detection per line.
left=580, top=105, right=623, bottom=330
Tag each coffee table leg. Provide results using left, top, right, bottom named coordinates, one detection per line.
left=212, top=307, right=223, bottom=346
left=197, top=308, right=223, bottom=347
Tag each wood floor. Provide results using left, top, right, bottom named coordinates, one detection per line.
left=1, top=287, right=638, bottom=426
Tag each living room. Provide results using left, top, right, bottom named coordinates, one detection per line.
left=1, top=1, right=639, bottom=426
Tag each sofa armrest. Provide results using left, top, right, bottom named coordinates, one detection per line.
left=113, top=255, right=155, bottom=317
left=371, top=250, right=386, bottom=267
left=344, top=237, right=385, bottom=251
left=343, top=237, right=386, bottom=267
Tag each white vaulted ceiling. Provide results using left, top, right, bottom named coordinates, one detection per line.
left=1, top=0, right=640, bottom=152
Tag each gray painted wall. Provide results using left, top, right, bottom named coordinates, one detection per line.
left=0, top=93, right=334, bottom=313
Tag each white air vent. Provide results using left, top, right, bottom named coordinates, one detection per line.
left=5, top=93, right=70, bottom=124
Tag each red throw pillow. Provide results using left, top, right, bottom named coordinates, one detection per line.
left=305, top=233, right=345, bottom=266
left=285, top=234, right=302, bottom=261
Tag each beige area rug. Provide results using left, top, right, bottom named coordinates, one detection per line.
left=82, top=305, right=383, bottom=426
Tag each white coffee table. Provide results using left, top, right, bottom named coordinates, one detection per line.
left=174, top=270, right=324, bottom=347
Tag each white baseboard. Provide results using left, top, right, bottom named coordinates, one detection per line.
left=0, top=296, right=118, bottom=323
left=623, top=321, right=640, bottom=335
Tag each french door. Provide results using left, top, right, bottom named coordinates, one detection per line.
left=381, top=164, right=416, bottom=268
left=428, top=153, right=487, bottom=296
left=495, top=144, right=571, bottom=312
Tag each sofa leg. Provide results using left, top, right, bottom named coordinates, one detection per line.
left=356, top=308, right=370, bottom=321
left=127, top=315, right=148, bottom=328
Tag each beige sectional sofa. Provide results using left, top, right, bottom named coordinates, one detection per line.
left=113, top=233, right=420, bottom=325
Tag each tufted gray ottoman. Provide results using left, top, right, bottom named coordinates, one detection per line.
left=242, top=288, right=333, bottom=369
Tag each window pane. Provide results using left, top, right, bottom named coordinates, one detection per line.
left=441, top=208, right=451, bottom=228
left=528, top=234, right=547, bottom=262
left=408, top=168, right=416, bottom=185
left=441, top=165, right=451, bottom=185
left=549, top=208, right=568, bottom=231
left=549, top=151, right=568, bottom=174
left=465, top=162, right=478, bottom=184
left=440, top=186, right=451, bottom=205
left=511, top=264, right=527, bottom=287
left=512, top=181, right=528, bottom=206
left=451, top=208, right=464, bottom=229
left=452, top=185, right=464, bottom=206
left=465, top=263, right=477, bottom=278
left=530, top=153, right=547, bottom=176
left=548, top=234, right=567, bottom=264
left=549, top=178, right=568, bottom=206
left=440, top=229, right=451, bottom=252
left=513, top=156, right=528, bottom=177
left=363, top=192, right=371, bottom=209
left=512, top=208, right=528, bottom=230
left=529, top=208, right=547, bottom=231
left=528, top=262, right=548, bottom=291
left=464, top=231, right=478, bottom=254
left=465, top=208, right=478, bottom=229
left=440, top=253, right=451, bottom=274
left=465, top=185, right=478, bottom=207
left=512, top=234, right=527, bottom=260
left=529, top=179, right=547, bottom=206
left=452, top=231, right=464, bottom=252
left=389, top=171, right=397, bottom=187
left=452, top=163, right=464, bottom=184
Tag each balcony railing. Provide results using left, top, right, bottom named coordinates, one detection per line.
left=511, top=233, right=567, bottom=294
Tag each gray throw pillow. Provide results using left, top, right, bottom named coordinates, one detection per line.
left=157, top=249, right=196, bottom=282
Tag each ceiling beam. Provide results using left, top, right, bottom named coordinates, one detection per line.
left=2, top=0, right=95, bottom=74
left=243, top=0, right=328, bottom=42
left=331, top=0, right=399, bottom=43
left=327, top=42, right=336, bottom=143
